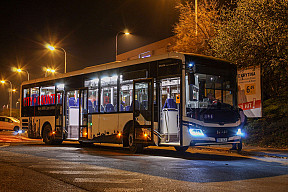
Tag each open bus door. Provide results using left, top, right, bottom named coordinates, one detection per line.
left=55, top=90, right=64, bottom=140
left=79, top=88, right=88, bottom=140
left=130, top=78, right=154, bottom=153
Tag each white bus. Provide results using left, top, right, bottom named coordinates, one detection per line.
left=20, top=52, right=243, bottom=152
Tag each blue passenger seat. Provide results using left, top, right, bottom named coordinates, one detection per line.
left=105, top=103, right=115, bottom=112
left=163, top=98, right=177, bottom=109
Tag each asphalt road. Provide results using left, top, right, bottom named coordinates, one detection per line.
left=0, top=131, right=287, bottom=192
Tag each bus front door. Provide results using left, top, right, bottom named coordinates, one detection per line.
left=55, top=90, right=64, bottom=140
left=131, top=78, right=154, bottom=151
left=79, top=88, right=88, bottom=140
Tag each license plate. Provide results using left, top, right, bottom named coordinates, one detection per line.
left=217, top=138, right=228, bottom=143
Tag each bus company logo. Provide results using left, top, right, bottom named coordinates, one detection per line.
left=217, top=129, right=227, bottom=135
left=23, top=94, right=62, bottom=107
left=204, top=114, right=214, bottom=119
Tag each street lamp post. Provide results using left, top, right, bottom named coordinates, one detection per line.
left=47, top=45, right=67, bottom=73
left=17, top=69, right=30, bottom=81
left=115, top=31, right=130, bottom=61
left=195, top=0, right=198, bottom=36
left=1, top=80, right=13, bottom=117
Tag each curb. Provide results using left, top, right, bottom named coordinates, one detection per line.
left=194, top=145, right=288, bottom=159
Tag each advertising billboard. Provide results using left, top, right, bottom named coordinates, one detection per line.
left=238, top=66, right=262, bottom=117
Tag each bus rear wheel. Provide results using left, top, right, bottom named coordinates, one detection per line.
left=43, top=125, right=58, bottom=145
left=174, top=146, right=189, bottom=153
left=128, top=132, right=143, bottom=153
left=43, top=125, right=53, bottom=144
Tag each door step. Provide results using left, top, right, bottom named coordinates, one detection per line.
left=159, top=142, right=180, bottom=146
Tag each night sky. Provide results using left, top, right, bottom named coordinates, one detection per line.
left=0, top=0, right=181, bottom=109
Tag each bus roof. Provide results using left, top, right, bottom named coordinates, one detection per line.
left=21, top=52, right=231, bottom=86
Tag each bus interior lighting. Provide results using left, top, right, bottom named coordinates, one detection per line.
left=111, top=75, right=118, bottom=80
left=56, top=84, right=65, bottom=89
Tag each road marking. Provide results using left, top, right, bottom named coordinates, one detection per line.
left=47, top=170, right=136, bottom=175
left=0, top=144, right=10, bottom=147
left=104, top=188, right=144, bottom=192
left=74, top=178, right=142, bottom=183
left=29, top=165, right=108, bottom=169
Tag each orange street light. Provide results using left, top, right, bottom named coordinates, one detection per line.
left=1, top=80, right=13, bottom=116
left=16, top=68, right=30, bottom=81
left=45, top=68, right=56, bottom=77
left=46, top=44, right=67, bottom=73
left=116, top=30, right=130, bottom=61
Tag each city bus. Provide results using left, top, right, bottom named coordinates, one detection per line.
left=20, top=52, right=243, bottom=153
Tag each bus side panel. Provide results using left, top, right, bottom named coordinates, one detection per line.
left=22, top=116, right=55, bottom=138
left=38, top=116, right=55, bottom=135
left=118, top=113, right=133, bottom=132
left=91, top=114, right=100, bottom=138
left=99, top=114, right=119, bottom=135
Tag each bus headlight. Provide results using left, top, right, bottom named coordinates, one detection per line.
left=189, top=129, right=205, bottom=136
left=236, top=128, right=244, bottom=136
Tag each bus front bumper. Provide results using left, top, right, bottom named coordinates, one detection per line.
left=189, top=136, right=242, bottom=146
left=183, top=126, right=242, bottom=146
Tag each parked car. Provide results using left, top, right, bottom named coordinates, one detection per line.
left=0, top=116, right=20, bottom=131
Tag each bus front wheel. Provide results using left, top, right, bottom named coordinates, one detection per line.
left=174, top=146, right=189, bottom=153
left=237, top=141, right=243, bottom=152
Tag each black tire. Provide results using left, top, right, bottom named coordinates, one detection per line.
left=79, top=141, right=93, bottom=147
left=13, top=126, right=19, bottom=132
left=128, top=132, right=143, bottom=153
left=43, top=125, right=54, bottom=145
left=237, top=141, right=243, bottom=152
left=174, top=146, right=189, bottom=153
left=122, top=121, right=133, bottom=147
left=53, top=139, right=63, bottom=145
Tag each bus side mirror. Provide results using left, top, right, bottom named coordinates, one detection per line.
left=188, top=73, right=195, bottom=85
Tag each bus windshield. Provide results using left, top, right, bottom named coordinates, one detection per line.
left=186, top=73, right=235, bottom=111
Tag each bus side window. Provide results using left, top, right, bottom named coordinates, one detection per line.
left=119, top=75, right=133, bottom=112
left=100, top=76, right=117, bottom=113
left=85, top=78, right=99, bottom=113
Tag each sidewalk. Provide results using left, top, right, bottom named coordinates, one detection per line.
left=195, top=144, right=288, bottom=159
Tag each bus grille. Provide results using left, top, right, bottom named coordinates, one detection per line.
left=203, top=127, right=238, bottom=138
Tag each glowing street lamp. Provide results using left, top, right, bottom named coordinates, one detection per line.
left=47, top=45, right=55, bottom=51
left=16, top=68, right=30, bottom=81
left=1, top=80, right=13, bottom=117
left=45, top=68, right=56, bottom=77
left=116, top=30, right=130, bottom=61
left=46, top=44, right=67, bottom=73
